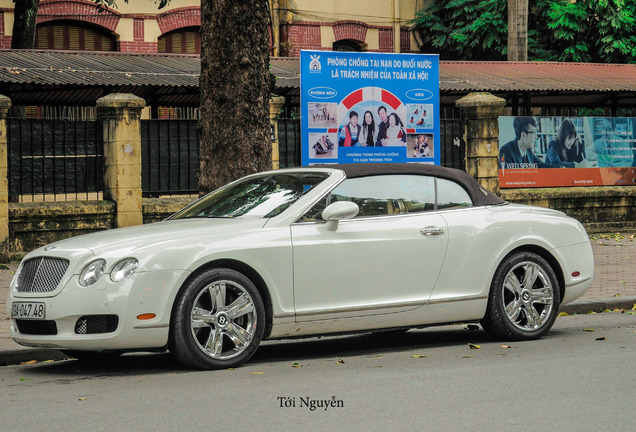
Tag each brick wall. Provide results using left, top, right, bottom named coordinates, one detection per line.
left=38, top=0, right=121, bottom=32
left=156, top=7, right=201, bottom=34
left=333, top=22, right=368, bottom=42
left=133, top=18, right=144, bottom=41
left=378, top=29, right=393, bottom=52
left=284, top=23, right=322, bottom=57
left=0, top=12, right=8, bottom=49
left=119, top=41, right=158, bottom=53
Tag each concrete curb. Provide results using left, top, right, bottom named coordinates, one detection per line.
left=559, top=296, right=636, bottom=315
left=1, top=297, right=634, bottom=367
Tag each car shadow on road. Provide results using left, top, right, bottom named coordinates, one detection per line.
left=17, top=324, right=567, bottom=375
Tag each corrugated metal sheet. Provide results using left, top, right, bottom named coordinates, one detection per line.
left=2, top=51, right=635, bottom=108
left=269, top=58, right=636, bottom=92
left=0, top=50, right=199, bottom=87
left=440, top=61, right=636, bottom=92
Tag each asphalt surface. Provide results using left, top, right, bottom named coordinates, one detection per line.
left=1, top=234, right=635, bottom=366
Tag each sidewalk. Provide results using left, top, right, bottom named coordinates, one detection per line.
left=1, top=235, right=635, bottom=366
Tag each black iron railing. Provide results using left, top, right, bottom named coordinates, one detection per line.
left=7, top=118, right=103, bottom=202
left=141, top=119, right=199, bottom=197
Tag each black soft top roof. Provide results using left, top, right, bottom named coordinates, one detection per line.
left=316, top=163, right=505, bottom=206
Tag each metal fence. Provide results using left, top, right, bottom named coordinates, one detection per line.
left=274, top=117, right=466, bottom=171
left=7, top=118, right=103, bottom=202
left=277, top=118, right=302, bottom=168
left=439, top=118, right=466, bottom=171
left=140, top=119, right=199, bottom=197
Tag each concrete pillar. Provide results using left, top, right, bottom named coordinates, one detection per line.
left=269, top=95, right=286, bottom=170
left=455, top=92, right=506, bottom=193
left=0, top=95, right=11, bottom=255
left=96, top=93, right=145, bottom=228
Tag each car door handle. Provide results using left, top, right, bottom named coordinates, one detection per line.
left=420, top=227, right=445, bottom=236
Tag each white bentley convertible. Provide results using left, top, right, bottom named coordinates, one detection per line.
left=8, top=164, right=594, bottom=369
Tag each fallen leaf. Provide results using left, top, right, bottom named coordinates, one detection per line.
left=20, top=360, right=37, bottom=365
left=20, top=378, right=31, bottom=381
left=465, top=324, right=479, bottom=331
left=468, top=343, right=481, bottom=349
left=584, top=329, right=595, bottom=332
left=0, top=265, right=8, bottom=270
left=461, top=355, right=474, bottom=358
left=411, top=354, right=427, bottom=358
left=631, top=304, right=636, bottom=311
left=78, top=398, right=86, bottom=401
left=618, top=282, right=626, bottom=285
left=595, top=337, right=606, bottom=341
left=336, top=359, right=345, bottom=364
left=559, top=312, right=570, bottom=316
left=251, top=372, right=264, bottom=375
left=292, top=362, right=301, bottom=368
left=500, top=345, right=512, bottom=349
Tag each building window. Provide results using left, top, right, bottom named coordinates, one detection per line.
left=35, top=21, right=116, bottom=51
left=158, top=27, right=200, bottom=54
left=333, top=40, right=361, bottom=52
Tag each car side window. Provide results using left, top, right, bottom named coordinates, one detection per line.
left=437, top=178, right=473, bottom=209
left=299, top=175, right=437, bottom=221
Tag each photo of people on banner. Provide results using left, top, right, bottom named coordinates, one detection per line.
left=498, top=116, right=636, bottom=188
left=337, top=106, right=407, bottom=147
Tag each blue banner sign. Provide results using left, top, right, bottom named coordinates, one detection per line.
left=300, top=50, right=440, bottom=166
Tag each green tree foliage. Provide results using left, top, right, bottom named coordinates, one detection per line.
left=412, top=0, right=636, bottom=63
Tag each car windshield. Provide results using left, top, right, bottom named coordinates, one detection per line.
left=171, top=172, right=330, bottom=219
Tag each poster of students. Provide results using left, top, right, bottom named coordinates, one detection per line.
left=498, top=116, right=636, bottom=188
left=300, top=50, right=440, bottom=165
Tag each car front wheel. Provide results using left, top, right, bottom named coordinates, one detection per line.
left=169, top=268, right=265, bottom=369
left=481, top=251, right=560, bottom=341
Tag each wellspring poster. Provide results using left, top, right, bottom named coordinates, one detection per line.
left=300, top=50, right=440, bottom=166
left=498, top=116, right=636, bottom=188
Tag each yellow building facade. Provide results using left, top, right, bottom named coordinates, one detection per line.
left=0, top=0, right=423, bottom=55
left=0, top=0, right=201, bottom=53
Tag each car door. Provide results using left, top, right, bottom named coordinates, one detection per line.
left=290, top=174, right=449, bottom=322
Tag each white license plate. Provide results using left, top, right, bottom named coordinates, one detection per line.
left=11, top=302, right=46, bottom=320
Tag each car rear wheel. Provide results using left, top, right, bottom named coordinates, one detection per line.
left=481, top=251, right=560, bottom=341
left=169, top=268, right=265, bottom=370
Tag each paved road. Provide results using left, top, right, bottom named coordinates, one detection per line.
left=0, top=312, right=634, bottom=431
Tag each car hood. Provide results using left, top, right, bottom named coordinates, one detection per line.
left=39, top=218, right=269, bottom=257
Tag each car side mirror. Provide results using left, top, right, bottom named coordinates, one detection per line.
left=322, top=201, right=359, bottom=231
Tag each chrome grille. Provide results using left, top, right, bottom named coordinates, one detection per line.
left=15, top=257, right=70, bottom=293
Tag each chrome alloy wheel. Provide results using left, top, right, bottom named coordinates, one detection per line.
left=501, top=261, right=555, bottom=332
left=190, top=280, right=257, bottom=360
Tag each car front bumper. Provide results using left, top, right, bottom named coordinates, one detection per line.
left=8, top=269, right=190, bottom=351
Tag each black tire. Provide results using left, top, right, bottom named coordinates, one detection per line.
left=481, top=251, right=560, bottom=341
left=168, top=268, right=265, bottom=370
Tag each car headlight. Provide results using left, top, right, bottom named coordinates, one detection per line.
left=110, top=258, right=139, bottom=283
left=79, top=259, right=106, bottom=287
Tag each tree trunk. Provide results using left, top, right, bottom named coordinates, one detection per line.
left=198, top=0, right=272, bottom=194
left=507, top=0, right=528, bottom=61
left=11, top=0, right=40, bottom=49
